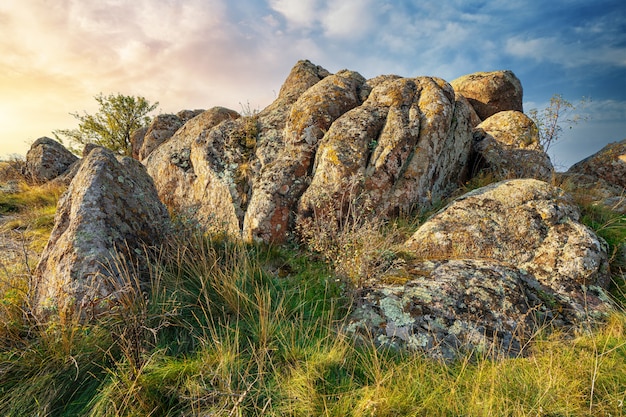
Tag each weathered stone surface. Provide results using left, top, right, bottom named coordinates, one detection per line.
left=473, top=111, right=554, bottom=181
left=176, top=109, right=205, bottom=123
left=348, top=259, right=581, bottom=359
left=451, top=70, right=523, bottom=120
left=34, top=147, right=170, bottom=318
left=405, top=179, right=610, bottom=305
left=145, top=106, right=240, bottom=224
left=130, top=126, right=148, bottom=160
left=243, top=69, right=367, bottom=242
left=138, top=114, right=184, bottom=161
left=297, top=76, right=474, bottom=225
left=148, top=60, right=331, bottom=238
left=568, top=139, right=626, bottom=189
left=555, top=172, right=626, bottom=214
left=26, top=137, right=78, bottom=183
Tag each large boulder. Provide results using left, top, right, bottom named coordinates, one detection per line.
left=144, top=107, right=240, bottom=229
left=348, top=179, right=613, bottom=358
left=176, top=109, right=205, bottom=123
left=348, top=259, right=576, bottom=359
left=147, top=60, right=332, bottom=239
left=451, top=70, right=523, bottom=120
left=568, top=139, right=626, bottom=189
left=26, top=137, right=78, bottom=183
left=473, top=110, right=554, bottom=181
left=297, top=76, right=474, bottom=225
left=34, top=147, right=170, bottom=318
left=138, top=114, right=184, bottom=161
left=555, top=172, right=626, bottom=214
left=405, top=179, right=610, bottom=307
left=243, top=69, right=368, bottom=242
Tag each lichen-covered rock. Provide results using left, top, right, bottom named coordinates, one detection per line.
left=130, top=126, right=148, bottom=160
left=26, top=137, right=78, bottom=183
left=144, top=106, right=240, bottom=225
left=473, top=111, right=554, bottom=181
left=138, top=114, right=184, bottom=161
left=568, top=139, right=626, bottom=188
left=243, top=69, right=367, bottom=242
left=555, top=172, right=626, bottom=214
left=176, top=109, right=205, bottom=123
left=34, top=147, right=170, bottom=318
left=405, top=179, right=610, bottom=309
left=147, top=60, right=332, bottom=239
left=451, top=70, right=523, bottom=120
left=297, top=76, right=474, bottom=225
left=348, top=259, right=582, bottom=359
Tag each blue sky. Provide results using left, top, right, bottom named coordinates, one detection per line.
left=1, top=0, right=624, bottom=169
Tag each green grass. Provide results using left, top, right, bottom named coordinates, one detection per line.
left=0, top=177, right=625, bottom=416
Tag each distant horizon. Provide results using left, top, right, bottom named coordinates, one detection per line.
left=1, top=1, right=624, bottom=168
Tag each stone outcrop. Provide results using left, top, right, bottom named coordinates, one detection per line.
left=144, top=106, right=241, bottom=231
left=568, top=139, right=626, bottom=189
left=34, top=147, right=170, bottom=318
left=451, top=70, right=523, bottom=120
left=149, top=61, right=477, bottom=243
left=348, top=179, right=613, bottom=358
left=473, top=110, right=554, bottom=181
left=297, top=77, right=474, bottom=228
left=146, top=60, right=335, bottom=239
left=348, top=259, right=574, bottom=359
left=23, top=60, right=619, bottom=359
left=138, top=113, right=184, bottom=161
left=405, top=179, right=610, bottom=304
left=26, top=137, right=78, bottom=183
left=244, top=69, right=368, bottom=242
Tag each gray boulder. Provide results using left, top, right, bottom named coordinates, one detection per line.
left=26, top=137, right=78, bottom=183
left=473, top=110, right=554, bottom=181
left=348, top=259, right=577, bottom=359
left=405, top=179, right=610, bottom=310
left=568, top=139, right=626, bottom=189
left=34, top=147, right=170, bottom=319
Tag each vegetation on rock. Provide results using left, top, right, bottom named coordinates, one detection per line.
left=1, top=165, right=625, bottom=416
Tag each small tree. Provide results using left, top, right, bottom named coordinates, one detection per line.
left=54, top=93, right=158, bottom=156
left=528, top=94, right=589, bottom=152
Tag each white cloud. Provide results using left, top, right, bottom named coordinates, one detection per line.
left=506, top=36, right=626, bottom=68
left=268, top=0, right=321, bottom=30
left=321, top=0, right=375, bottom=38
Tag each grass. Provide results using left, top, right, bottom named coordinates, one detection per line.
left=0, top=174, right=625, bottom=416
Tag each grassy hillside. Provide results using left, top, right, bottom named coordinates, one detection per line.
left=0, top=170, right=625, bottom=416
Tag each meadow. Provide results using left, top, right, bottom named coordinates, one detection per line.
left=1, top=161, right=625, bottom=416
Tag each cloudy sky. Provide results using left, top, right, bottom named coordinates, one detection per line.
left=1, top=0, right=624, bottom=169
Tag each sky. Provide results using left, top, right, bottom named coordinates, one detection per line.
left=0, top=0, right=624, bottom=170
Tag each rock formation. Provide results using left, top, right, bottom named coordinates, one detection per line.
left=146, top=61, right=480, bottom=244
left=27, top=60, right=619, bottom=358
left=568, top=139, right=626, bottom=189
left=450, top=70, right=524, bottom=120
left=349, top=259, right=567, bottom=359
left=144, top=106, right=241, bottom=232
left=26, top=137, right=78, bottom=183
left=34, top=147, right=170, bottom=318
left=472, top=111, right=554, bottom=181
left=297, top=76, right=474, bottom=229
left=348, top=179, right=612, bottom=358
